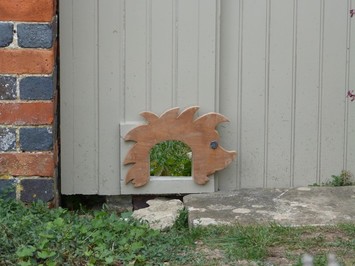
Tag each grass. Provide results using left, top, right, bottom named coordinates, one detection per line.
left=1, top=198, right=355, bottom=265
left=199, top=223, right=355, bottom=265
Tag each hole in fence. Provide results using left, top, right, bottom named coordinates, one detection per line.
left=149, top=140, right=192, bottom=177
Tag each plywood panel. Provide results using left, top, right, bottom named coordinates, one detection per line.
left=240, top=0, right=268, bottom=188
left=293, top=0, right=321, bottom=186
left=320, top=0, right=348, bottom=183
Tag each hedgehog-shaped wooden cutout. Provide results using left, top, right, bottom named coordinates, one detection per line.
left=124, top=106, right=237, bottom=187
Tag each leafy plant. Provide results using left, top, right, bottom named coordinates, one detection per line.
left=0, top=198, right=201, bottom=265
left=325, top=170, right=354, bottom=187
left=150, top=140, right=192, bottom=176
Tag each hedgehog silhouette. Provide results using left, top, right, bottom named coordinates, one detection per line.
left=124, top=106, right=237, bottom=187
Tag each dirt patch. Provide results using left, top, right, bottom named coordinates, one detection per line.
left=194, top=240, right=227, bottom=263
left=266, top=246, right=294, bottom=265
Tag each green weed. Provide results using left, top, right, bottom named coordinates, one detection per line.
left=150, top=140, right=192, bottom=176
left=311, top=170, right=354, bottom=187
left=326, top=170, right=354, bottom=186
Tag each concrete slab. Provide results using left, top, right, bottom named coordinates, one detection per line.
left=183, top=187, right=355, bottom=227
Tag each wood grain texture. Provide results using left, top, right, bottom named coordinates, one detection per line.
left=124, top=107, right=237, bottom=187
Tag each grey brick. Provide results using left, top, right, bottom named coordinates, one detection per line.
left=0, top=127, right=16, bottom=151
left=0, top=23, right=13, bottom=47
left=0, top=180, right=16, bottom=200
left=20, top=76, right=53, bottom=100
left=20, top=179, right=54, bottom=202
left=0, top=76, right=17, bottom=100
left=17, top=23, right=53, bottom=48
left=20, top=127, right=53, bottom=151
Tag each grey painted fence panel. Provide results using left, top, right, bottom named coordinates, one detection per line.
left=60, top=0, right=354, bottom=195
left=219, top=0, right=354, bottom=189
left=61, top=0, right=99, bottom=194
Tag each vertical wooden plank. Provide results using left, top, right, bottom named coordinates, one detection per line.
left=218, top=0, right=241, bottom=190
left=150, top=0, right=174, bottom=114
left=176, top=0, right=199, bottom=108
left=347, top=0, right=355, bottom=176
left=72, top=0, right=99, bottom=194
left=320, top=0, right=348, bottom=183
left=60, top=0, right=99, bottom=194
left=98, top=0, right=122, bottom=194
left=266, top=0, right=294, bottom=187
left=197, top=0, right=217, bottom=112
left=125, top=1, right=147, bottom=121
left=240, top=0, right=267, bottom=188
left=293, top=0, right=321, bottom=186
left=59, top=0, right=74, bottom=194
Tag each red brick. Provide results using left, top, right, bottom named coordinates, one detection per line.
left=0, top=102, right=54, bottom=125
left=0, top=47, right=55, bottom=74
left=0, top=0, right=56, bottom=22
left=0, top=153, right=54, bottom=176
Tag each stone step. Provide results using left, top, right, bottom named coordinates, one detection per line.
left=183, top=187, right=355, bottom=227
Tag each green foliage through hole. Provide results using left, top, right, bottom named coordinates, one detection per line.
left=149, top=140, right=192, bottom=176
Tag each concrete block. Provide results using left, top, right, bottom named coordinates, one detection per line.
left=106, top=195, right=133, bottom=213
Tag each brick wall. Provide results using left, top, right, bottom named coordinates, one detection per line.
left=0, top=0, right=58, bottom=205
